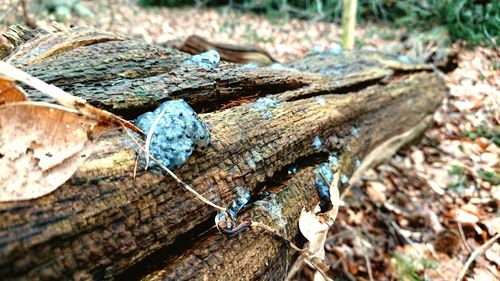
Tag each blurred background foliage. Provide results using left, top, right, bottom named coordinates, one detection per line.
left=139, top=0, right=499, bottom=47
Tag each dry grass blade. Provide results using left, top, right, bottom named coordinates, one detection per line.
left=456, top=233, right=500, bottom=281
left=0, top=61, right=142, bottom=134
left=251, top=221, right=333, bottom=281
left=124, top=128, right=226, bottom=212
left=143, top=103, right=170, bottom=169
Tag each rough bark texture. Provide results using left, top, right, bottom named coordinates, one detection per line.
left=0, top=26, right=447, bottom=280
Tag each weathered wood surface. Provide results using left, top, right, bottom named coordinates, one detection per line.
left=0, top=27, right=446, bottom=280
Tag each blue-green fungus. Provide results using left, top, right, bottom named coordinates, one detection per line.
left=314, top=163, right=334, bottom=212
left=134, top=99, right=211, bottom=171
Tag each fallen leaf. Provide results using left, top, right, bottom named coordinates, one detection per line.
left=299, top=207, right=329, bottom=259
left=0, top=102, right=111, bottom=201
left=366, top=181, right=387, bottom=204
left=453, top=208, right=480, bottom=224
left=0, top=77, right=27, bottom=105
left=482, top=216, right=500, bottom=236
left=298, top=166, right=340, bottom=281
left=484, top=242, right=500, bottom=267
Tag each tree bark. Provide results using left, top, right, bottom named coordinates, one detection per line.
left=0, top=27, right=447, bottom=280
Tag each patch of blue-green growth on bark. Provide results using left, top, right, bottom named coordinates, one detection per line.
left=327, top=43, right=343, bottom=56
left=246, top=150, right=263, bottom=170
left=351, top=126, right=360, bottom=138
left=242, top=63, right=259, bottom=70
left=183, top=49, right=220, bottom=68
left=315, top=96, right=326, bottom=105
left=269, top=63, right=298, bottom=72
left=328, top=153, right=339, bottom=169
left=341, top=173, right=349, bottom=184
left=312, top=136, right=322, bottom=150
left=397, top=55, right=412, bottom=64
left=255, top=194, right=287, bottom=231
left=309, top=43, right=342, bottom=56
left=309, top=45, right=324, bottom=54
left=251, top=97, right=278, bottom=119
left=134, top=99, right=210, bottom=171
left=288, top=166, right=298, bottom=175
left=226, top=186, right=251, bottom=222
left=355, top=159, right=361, bottom=168
left=314, top=163, right=334, bottom=212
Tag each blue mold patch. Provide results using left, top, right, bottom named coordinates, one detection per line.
left=254, top=193, right=287, bottom=232
left=215, top=186, right=252, bottom=237
left=397, top=55, right=412, bottom=64
left=183, top=49, right=220, bottom=68
left=355, top=159, right=361, bottom=168
left=241, top=63, right=259, bottom=70
left=226, top=187, right=251, bottom=222
left=309, top=45, right=325, bottom=54
left=327, top=43, right=343, bottom=56
left=288, top=166, right=298, bottom=175
left=351, top=126, right=360, bottom=138
left=315, top=96, right=326, bottom=106
left=251, top=97, right=278, bottom=119
left=341, top=173, right=349, bottom=184
left=245, top=150, right=263, bottom=171
left=314, top=163, right=334, bottom=212
left=309, top=43, right=342, bottom=56
left=269, top=63, right=298, bottom=72
left=328, top=153, right=339, bottom=170
left=312, top=136, right=322, bottom=150
left=134, top=99, right=211, bottom=170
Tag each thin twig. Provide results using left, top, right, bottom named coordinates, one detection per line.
left=20, top=0, right=36, bottom=28
left=285, top=256, right=305, bottom=281
left=344, top=225, right=374, bottom=281
left=363, top=243, right=374, bottom=281
left=143, top=104, right=170, bottom=168
left=124, top=129, right=226, bottom=212
left=340, top=257, right=356, bottom=281
left=251, top=221, right=333, bottom=281
left=456, top=233, right=500, bottom=281
left=457, top=222, right=472, bottom=254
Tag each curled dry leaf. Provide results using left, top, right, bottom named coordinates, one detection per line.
left=0, top=102, right=112, bottom=202
left=298, top=168, right=340, bottom=281
left=0, top=77, right=27, bottom=105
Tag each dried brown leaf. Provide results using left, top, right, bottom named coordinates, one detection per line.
left=0, top=102, right=111, bottom=202
left=0, top=77, right=27, bottom=105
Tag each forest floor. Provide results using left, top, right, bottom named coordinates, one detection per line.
left=1, top=1, right=499, bottom=280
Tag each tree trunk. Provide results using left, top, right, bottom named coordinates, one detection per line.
left=0, top=26, right=447, bottom=280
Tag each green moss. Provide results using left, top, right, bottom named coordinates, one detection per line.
left=393, top=253, right=439, bottom=281
left=450, top=164, right=464, bottom=176
left=477, top=170, right=500, bottom=185
left=463, top=125, right=500, bottom=146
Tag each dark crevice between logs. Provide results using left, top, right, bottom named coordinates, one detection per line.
left=86, top=79, right=306, bottom=120
left=115, top=151, right=333, bottom=280
left=108, top=69, right=404, bottom=120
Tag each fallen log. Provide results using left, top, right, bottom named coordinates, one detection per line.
left=0, top=26, right=447, bottom=280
